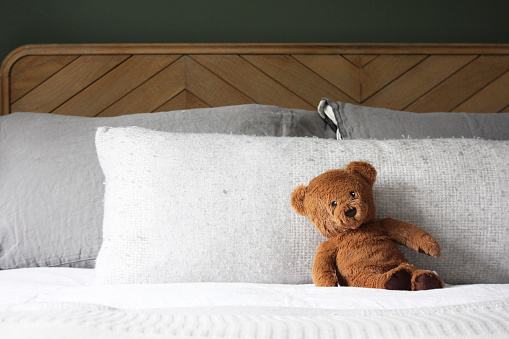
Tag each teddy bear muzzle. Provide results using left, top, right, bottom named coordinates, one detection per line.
left=334, top=202, right=366, bottom=229
left=345, top=207, right=357, bottom=217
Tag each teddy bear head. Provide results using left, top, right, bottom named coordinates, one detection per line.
left=291, top=161, right=377, bottom=238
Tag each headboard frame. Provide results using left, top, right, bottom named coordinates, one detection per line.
left=1, top=43, right=508, bottom=116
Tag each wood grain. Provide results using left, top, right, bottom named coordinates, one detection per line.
left=342, top=55, right=377, bottom=68
left=154, top=91, right=210, bottom=112
left=1, top=43, right=508, bottom=116
left=52, top=55, right=178, bottom=116
left=363, top=55, right=476, bottom=111
left=406, top=56, right=509, bottom=112
left=294, top=54, right=360, bottom=102
left=98, top=57, right=185, bottom=117
left=361, top=55, right=427, bottom=101
left=12, top=55, right=128, bottom=113
left=10, top=55, right=78, bottom=103
left=243, top=55, right=354, bottom=107
left=185, top=56, right=254, bottom=107
left=453, top=71, right=509, bottom=113
left=192, top=54, right=314, bottom=109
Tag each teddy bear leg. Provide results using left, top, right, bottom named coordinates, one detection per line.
left=411, top=269, right=444, bottom=291
left=349, top=266, right=411, bottom=290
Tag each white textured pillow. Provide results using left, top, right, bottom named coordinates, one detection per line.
left=94, top=127, right=509, bottom=285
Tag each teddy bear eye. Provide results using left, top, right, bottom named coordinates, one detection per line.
left=331, top=201, right=337, bottom=207
left=350, top=192, right=356, bottom=197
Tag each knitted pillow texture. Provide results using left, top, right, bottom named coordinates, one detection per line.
left=94, top=126, right=509, bottom=285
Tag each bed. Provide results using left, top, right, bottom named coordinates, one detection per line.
left=0, top=43, right=508, bottom=338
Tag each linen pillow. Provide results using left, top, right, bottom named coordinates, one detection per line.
left=94, top=127, right=508, bottom=285
left=318, top=98, right=509, bottom=140
left=0, top=105, right=332, bottom=270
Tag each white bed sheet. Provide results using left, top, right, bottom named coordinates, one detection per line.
left=1, top=267, right=509, bottom=310
left=1, top=268, right=509, bottom=339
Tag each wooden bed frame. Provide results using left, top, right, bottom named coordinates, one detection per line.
left=1, top=43, right=508, bottom=116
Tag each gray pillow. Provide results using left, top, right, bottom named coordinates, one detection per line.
left=318, top=98, right=509, bottom=140
left=0, top=104, right=333, bottom=269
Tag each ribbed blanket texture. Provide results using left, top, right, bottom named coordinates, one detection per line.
left=1, top=299, right=509, bottom=338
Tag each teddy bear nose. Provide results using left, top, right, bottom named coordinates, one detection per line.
left=345, top=207, right=357, bottom=218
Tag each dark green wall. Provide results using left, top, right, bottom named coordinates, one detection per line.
left=1, top=0, right=509, bottom=62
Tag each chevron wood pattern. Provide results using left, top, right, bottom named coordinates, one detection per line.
left=1, top=44, right=508, bottom=116
left=11, top=55, right=130, bottom=113
left=9, top=55, right=78, bottom=103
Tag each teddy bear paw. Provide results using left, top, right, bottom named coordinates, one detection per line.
left=417, top=235, right=441, bottom=257
left=385, top=270, right=412, bottom=290
left=413, top=273, right=443, bottom=290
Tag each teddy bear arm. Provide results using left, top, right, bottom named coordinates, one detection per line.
left=312, top=242, right=340, bottom=287
left=380, top=218, right=441, bottom=257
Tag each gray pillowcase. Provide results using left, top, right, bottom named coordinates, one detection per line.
left=318, top=98, right=509, bottom=140
left=0, top=104, right=333, bottom=269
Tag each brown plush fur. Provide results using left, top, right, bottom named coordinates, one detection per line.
left=291, top=161, right=443, bottom=291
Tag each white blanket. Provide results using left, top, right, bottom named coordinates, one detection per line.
left=1, top=268, right=509, bottom=338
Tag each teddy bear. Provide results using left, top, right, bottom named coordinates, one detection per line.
left=291, top=161, right=444, bottom=291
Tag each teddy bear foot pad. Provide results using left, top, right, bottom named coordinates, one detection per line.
left=385, top=270, right=412, bottom=290
left=413, top=273, right=443, bottom=291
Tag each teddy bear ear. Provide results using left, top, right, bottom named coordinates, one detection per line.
left=346, top=161, right=377, bottom=186
left=291, top=185, right=308, bottom=216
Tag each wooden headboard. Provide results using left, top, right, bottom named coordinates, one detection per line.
left=1, top=43, right=508, bottom=116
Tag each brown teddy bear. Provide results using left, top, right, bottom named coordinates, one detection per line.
left=291, top=161, right=444, bottom=291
